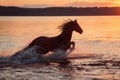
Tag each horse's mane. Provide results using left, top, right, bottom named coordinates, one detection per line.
left=58, top=19, right=73, bottom=31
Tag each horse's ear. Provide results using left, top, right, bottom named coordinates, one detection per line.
left=67, top=19, right=72, bottom=21
left=74, top=19, right=77, bottom=22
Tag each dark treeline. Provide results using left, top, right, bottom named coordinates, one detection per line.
left=0, top=6, right=120, bottom=16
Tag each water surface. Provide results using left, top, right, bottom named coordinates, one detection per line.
left=0, top=16, right=120, bottom=80
left=0, top=16, right=120, bottom=56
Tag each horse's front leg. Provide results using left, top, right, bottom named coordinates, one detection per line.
left=66, top=41, right=75, bottom=56
left=70, top=41, right=75, bottom=49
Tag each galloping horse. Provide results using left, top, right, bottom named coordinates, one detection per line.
left=29, top=19, right=83, bottom=54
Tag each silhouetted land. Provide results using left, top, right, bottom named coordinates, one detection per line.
left=0, top=6, right=120, bottom=16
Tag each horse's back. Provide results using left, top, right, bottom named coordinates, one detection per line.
left=29, top=36, right=49, bottom=47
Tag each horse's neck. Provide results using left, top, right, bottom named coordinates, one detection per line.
left=58, top=29, right=73, bottom=42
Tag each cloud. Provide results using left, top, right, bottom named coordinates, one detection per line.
left=23, top=1, right=118, bottom=8
left=65, top=1, right=117, bottom=7
left=23, top=4, right=54, bottom=8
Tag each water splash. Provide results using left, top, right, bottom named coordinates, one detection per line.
left=0, top=45, right=74, bottom=65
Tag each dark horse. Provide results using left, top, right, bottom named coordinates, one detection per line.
left=28, top=19, right=83, bottom=54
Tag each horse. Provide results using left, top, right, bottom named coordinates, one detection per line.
left=28, top=19, right=83, bottom=54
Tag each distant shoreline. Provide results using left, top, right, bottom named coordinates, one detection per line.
left=0, top=6, right=120, bottom=16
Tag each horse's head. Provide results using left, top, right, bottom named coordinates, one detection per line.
left=59, top=19, right=83, bottom=34
left=72, top=19, right=83, bottom=34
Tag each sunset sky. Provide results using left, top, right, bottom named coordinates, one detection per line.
left=0, top=0, right=120, bottom=7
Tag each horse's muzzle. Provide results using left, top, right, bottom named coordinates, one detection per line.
left=79, top=30, right=83, bottom=34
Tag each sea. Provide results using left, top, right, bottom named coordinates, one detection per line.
left=0, top=16, right=120, bottom=80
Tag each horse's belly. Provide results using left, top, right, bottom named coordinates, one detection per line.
left=29, top=37, right=58, bottom=54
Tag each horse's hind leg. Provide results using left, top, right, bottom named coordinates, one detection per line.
left=60, top=59, right=71, bottom=65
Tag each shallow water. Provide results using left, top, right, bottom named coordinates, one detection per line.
left=0, top=16, right=120, bottom=80
left=0, top=16, right=120, bottom=56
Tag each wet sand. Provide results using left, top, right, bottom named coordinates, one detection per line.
left=0, top=49, right=120, bottom=80
left=0, top=63, right=71, bottom=80
left=0, top=57, right=120, bottom=80
left=71, top=59, right=120, bottom=80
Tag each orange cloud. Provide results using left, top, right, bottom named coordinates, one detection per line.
left=66, top=1, right=118, bottom=7
left=0, top=0, right=119, bottom=7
